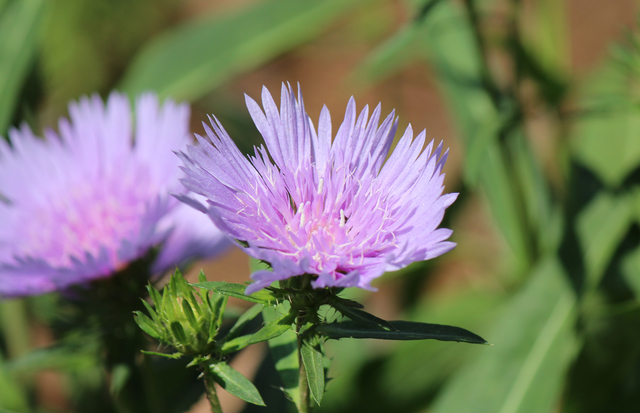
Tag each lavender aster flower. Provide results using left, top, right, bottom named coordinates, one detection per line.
left=179, top=84, right=457, bottom=294
left=0, top=92, right=228, bottom=297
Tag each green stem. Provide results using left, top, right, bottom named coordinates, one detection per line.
left=203, top=368, right=223, bottom=413
left=0, top=299, right=31, bottom=360
left=297, top=327, right=311, bottom=413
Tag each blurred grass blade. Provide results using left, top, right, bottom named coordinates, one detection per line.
left=0, top=0, right=47, bottom=135
left=120, top=0, right=362, bottom=100
left=432, top=258, right=579, bottom=413
left=577, top=192, right=634, bottom=290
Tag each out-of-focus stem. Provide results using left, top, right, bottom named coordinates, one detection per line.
left=0, top=299, right=31, bottom=359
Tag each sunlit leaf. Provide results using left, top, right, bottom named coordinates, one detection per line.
left=192, top=281, right=276, bottom=304
left=431, top=258, right=579, bottom=413
left=210, top=362, right=266, bottom=406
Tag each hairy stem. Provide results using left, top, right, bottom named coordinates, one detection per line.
left=203, top=368, right=223, bottom=413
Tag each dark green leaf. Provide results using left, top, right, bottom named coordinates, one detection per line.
left=301, top=340, right=325, bottom=405
left=221, top=313, right=291, bottom=353
left=181, top=299, right=199, bottom=331
left=120, top=0, right=363, bottom=101
left=169, top=321, right=187, bottom=344
left=210, top=362, right=265, bottom=406
left=331, top=301, right=394, bottom=331
left=192, top=281, right=276, bottom=304
left=318, top=320, right=487, bottom=344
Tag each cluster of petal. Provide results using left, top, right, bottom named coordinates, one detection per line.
left=179, top=84, right=457, bottom=294
left=0, top=92, right=228, bottom=297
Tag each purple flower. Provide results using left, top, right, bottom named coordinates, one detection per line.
left=179, top=84, right=457, bottom=294
left=0, top=92, right=228, bottom=297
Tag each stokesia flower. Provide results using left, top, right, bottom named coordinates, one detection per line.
left=0, top=92, right=228, bottom=297
left=179, top=84, right=457, bottom=294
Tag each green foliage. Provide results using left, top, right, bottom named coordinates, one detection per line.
left=0, top=0, right=47, bottom=135
left=209, top=362, right=265, bottom=406
left=120, top=0, right=363, bottom=101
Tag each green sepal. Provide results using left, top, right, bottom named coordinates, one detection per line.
left=209, top=362, right=266, bottom=406
left=169, top=321, right=187, bottom=345
left=140, top=350, right=182, bottom=360
left=134, top=312, right=162, bottom=340
left=181, top=299, right=199, bottom=331
left=317, top=320, right=488, bottom=344
left=301, top=337, right=325, bottom=405
left=192, top=281, right=277, bottom=304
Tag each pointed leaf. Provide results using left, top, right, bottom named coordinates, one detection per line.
left=301, top=339, right=325, bottom=405
left=318, top=320, right=487, bottom=344
left=210, top=362, right=265, bottom=406
left=181, top=299, right=199, bottom=331
left=220, top=313, right=291, bottom=354
left=140, top=351, right=182, bottom=360
left=331, top=301, right=394, bottom=331
left=134, top=312, right=162, bottom=340
left=192, top=281, right=277, bottom=304
left=225, top=304, right=264, bottom=341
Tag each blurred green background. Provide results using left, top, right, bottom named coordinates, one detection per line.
left=2, top=0, right=640, bottom=412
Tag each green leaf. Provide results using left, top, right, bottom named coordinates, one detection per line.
left=181, top=299, right=199, bottom=331
left=0, top=352, right=28, bottom=412
left=134, top=312, right=162, bottom=340
left=210, top=362, right=265, bottom=406
left=263, top=304, right=300, bottom=407
left=301, top=339, right=325, bottom=405
left=140, top=350, right=181, bottom=360
left=169, top=321, right=187, bottom=345
left=318, top=320, right=487, bottom=344
left=330, top=300, right=394, bottom=331
left=431, top=258, right=579, bottom=413
left=577, top=192, right=634, bottom=289
left=221, top=313, right=291, bottom=354
left=192, top=281, right=276, bottom=304
left=225, top=303, right=264, bottom=342
left=0, top=0, right=47, bottom=134
left=120, top=0, right=363, bottom=101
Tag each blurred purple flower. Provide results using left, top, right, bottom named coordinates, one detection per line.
left=0, top=92, right=228, bottom=297
left=179, top=84, right=457, bottom=294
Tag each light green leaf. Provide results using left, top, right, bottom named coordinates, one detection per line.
left=120, top=0, right=362, bottom=100
left=301, top=340, right=325, bottom=405
left=0, top=352, right=28, bottom=412
left=192, top=281, right=276, bottom=305
left=263, top=304, right=300, bottom=407
left=221, top=315, right=291, bottom=354
left=431, top=258, right=579, bottom=413
left=577, top=192, right=634, bottom=289
left=210, top=362, right=265, bottom=406
left=134, top=311, right=162, bottom=340
left=0, top=0, right=47, bottom=134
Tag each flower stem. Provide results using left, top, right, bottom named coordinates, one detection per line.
left=296, top=310, right=311, bottom=413
left=203, top=367, right=223, bottom=413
